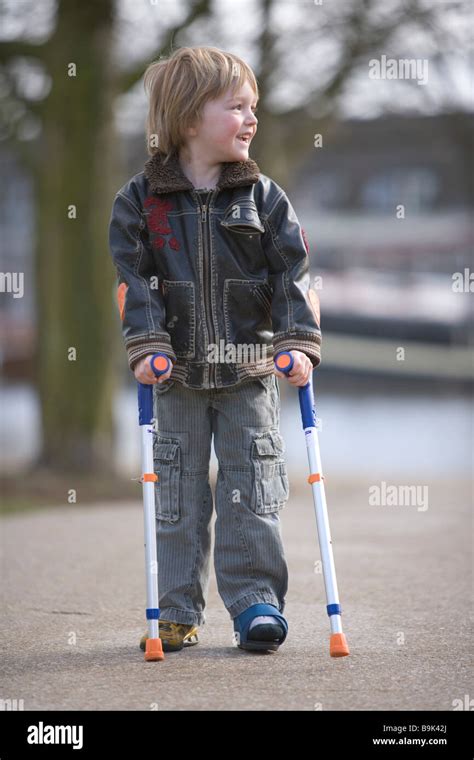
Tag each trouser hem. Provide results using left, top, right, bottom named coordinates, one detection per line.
left=227, top=592, right=284, bottom=620
left=159, top=607, right=205, bottom=626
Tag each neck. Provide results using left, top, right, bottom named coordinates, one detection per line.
left=178, top=146, right=222, bottom=189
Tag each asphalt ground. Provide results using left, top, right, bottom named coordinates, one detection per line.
left=1, top=475, right=471, bottom=711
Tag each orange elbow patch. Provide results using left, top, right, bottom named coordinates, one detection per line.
left=117, top=282, right=128, bottom=321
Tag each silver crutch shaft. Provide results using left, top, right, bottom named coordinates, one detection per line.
left=274, top=351, right=350, bottom=657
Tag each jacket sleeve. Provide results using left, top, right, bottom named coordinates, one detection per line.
left=108, top=191, right=177, bottom=372
left=262, top=192, right=322, bottom=368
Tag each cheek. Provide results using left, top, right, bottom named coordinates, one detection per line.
left=217, top=113, right=241, bottom=138
left=203, top=111, right=241, bottom=145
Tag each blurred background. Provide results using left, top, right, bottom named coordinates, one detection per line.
left=0, top=0, right=472, bottom=510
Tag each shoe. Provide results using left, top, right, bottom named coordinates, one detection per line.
left=233, top=603, right=288, bottom=652
left=139, top=620, right=199, bottom=652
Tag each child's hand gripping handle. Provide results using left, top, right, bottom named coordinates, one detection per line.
left=137, top=353, right=172, bottom=426
left=274, top=351, right=316, bottom=429
left=149, top=353, right=171, bottom=379
left=274, top=350, right=295, bottom=377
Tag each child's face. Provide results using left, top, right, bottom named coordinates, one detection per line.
left=187, top=80, right=258, bottom=162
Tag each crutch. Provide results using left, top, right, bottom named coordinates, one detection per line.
left=137, top=351, right=171, bottom=661
left=274, top=351, right=350, bottom=657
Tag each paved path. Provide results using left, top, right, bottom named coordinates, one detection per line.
left=1, top=475, right=471, bottom=711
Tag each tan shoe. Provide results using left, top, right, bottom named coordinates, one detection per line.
left=139, top=620, right=199, bottom=652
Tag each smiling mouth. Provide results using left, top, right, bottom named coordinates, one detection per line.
left=237, top=135, right=251, bottom=144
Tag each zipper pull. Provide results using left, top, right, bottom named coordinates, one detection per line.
left=201, top=205, right=207, bottom=223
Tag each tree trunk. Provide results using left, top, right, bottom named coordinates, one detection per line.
left=33, top=0, right=121, bottom=473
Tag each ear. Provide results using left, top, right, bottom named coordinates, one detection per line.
left=184, top=115, right=200, bottom=139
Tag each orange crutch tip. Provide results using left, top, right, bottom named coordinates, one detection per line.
left=330, top=632, right=350, bottom=657
left=144, top=637, right=165, bottom=661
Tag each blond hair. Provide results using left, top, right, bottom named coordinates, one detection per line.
left=143, top=46, right=259, bottom=163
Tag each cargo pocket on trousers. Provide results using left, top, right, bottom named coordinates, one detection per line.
left=251, top=431, right=289, bottom=514
left=153, top=438, right=181, bottom=523
left=154, top=379, right=175, bottom=396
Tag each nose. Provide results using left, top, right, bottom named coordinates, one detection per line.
left=246, top=110, right=258, bottom=129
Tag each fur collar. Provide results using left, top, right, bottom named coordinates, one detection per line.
left=144, top=150, right=261, bottom=194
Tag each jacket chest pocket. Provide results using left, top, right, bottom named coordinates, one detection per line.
left=251, top=431, right=289, bottom=514
left=220, top=201, right=265, bottom=237
left=162, top=280, right=196, bottom=358
left=153, top=438, right=181, bottom=522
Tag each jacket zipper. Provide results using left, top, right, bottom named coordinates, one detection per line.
left=200, top=191, right=216, bottom=388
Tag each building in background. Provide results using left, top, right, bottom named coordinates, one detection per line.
left=291, top=112, right=472, bottom=354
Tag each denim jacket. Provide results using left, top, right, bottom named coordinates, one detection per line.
left=108, top=150, right=322, bottom=389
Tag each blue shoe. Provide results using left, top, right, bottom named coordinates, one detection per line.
left=233, top=603, right=288, bottom=652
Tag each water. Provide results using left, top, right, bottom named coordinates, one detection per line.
left=1, top=382, right=471, bottom=479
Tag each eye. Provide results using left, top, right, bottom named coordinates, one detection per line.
left=231, top=104, right=258, bottom=113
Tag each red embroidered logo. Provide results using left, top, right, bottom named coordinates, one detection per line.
left=144, top=196, right=181, bottom=251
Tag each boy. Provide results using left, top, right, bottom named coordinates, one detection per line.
left=109, top=46, right=322, bottom=653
